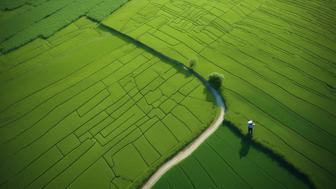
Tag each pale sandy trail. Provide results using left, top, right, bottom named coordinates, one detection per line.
left=141, top=78, right=225, bottom=189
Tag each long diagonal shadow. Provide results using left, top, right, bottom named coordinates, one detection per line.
left=223, top=120, right=315, bottom=189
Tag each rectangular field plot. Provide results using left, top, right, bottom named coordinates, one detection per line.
left=0, top=18, right=217, bottom=189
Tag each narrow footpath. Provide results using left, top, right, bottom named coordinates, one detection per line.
left=141, top=77, right=225, bottom=189
left=100, top=24, right=226, bottom=189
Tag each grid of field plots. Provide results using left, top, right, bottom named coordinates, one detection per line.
left=0, top=18, right=217, bottom=189
left=103, top=0, right=336, bottom=188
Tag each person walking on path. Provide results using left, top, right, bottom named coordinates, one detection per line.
left=247, top=120, right=255, bottom=135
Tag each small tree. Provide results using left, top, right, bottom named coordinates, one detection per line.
left=208, top=72, right=224, bottom=90
left=188, top=58, right=197, bottom=70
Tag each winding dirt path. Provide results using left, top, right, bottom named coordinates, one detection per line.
left=141, top=75, right=225, bottom=189
left=100, top=26, right=225, bottom=189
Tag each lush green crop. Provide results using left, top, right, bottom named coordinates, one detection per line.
left=1, top=0, right=335, bottom=188
left=154, top=122, right=310, bottom=189
left=103, top=0, right=336, bottom=188
left=0, top=18, right=217, bottom=189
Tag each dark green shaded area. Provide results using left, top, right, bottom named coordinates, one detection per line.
left=103, top=0, right=336, bottom=187
left=154, top=121, right=312, bottom=189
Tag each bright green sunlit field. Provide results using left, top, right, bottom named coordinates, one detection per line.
left=0, top=0, right=335, bottom=189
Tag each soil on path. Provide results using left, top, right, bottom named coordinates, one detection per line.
left=141, top=78, right=225, bottom=189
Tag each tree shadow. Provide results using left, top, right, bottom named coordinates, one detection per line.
left=203, top=87, right=217, bottom=106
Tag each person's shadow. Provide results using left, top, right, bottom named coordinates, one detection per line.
left=239, top=133, right=252, bottom=158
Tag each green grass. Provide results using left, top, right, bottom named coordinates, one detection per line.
left=0, top=17, right=217, bottom=189
left=154, top=122, right=311, bottom=189
left=103, top=0, right=336, bottom=188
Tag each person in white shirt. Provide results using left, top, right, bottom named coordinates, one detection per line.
left=247, top=120, right=255, bottom=135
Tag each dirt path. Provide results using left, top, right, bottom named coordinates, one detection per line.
left=141, top=78, right=225, bottom=189
left=100, top=26, right=225, bottom=189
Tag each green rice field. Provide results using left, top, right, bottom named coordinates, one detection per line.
left=154, top=122, right=311, bottom=189
left=103, top=0, right=336, bottom=188
left=0, top=17, right=217, bottom=188
left=1, top=0, right=335, bottom=189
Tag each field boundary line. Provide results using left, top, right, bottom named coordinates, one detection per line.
left=141, top=78, right=225, bottom=189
